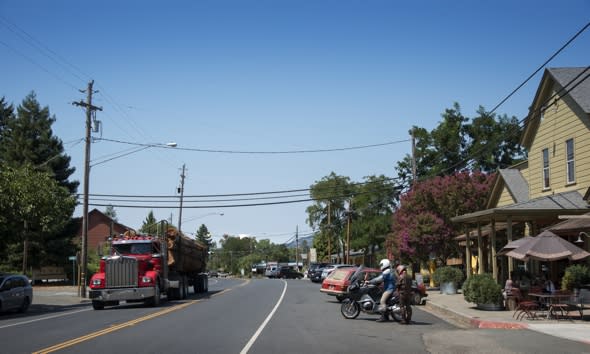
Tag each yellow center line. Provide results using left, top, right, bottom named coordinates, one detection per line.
left=33, top=279, right=250, bottom=354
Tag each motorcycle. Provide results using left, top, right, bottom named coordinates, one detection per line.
left=340, top=266, right=412, bottom=324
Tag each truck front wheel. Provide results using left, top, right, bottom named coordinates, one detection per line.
left=147, top=283, right=161, bottom=307
left=92, top=300, right=105, bottom=310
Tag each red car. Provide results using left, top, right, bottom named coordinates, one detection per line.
left=321, top=267, right=429, bottom=305
left=320, top=267, right=381, bottom=302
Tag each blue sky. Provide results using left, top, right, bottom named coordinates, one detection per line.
left=1, top=1, right=589, bottom=246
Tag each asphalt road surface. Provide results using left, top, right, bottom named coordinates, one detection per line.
left=1, top=278, right=589, bottom=353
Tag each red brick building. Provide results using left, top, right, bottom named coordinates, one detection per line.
left=76, top=209, right=134, bottom=252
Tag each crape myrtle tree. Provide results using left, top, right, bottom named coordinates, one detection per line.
left=389, top=171, right=494, bottom=267
left=0, top=93, right=79, bottom=272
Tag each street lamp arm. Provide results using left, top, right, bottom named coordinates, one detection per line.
left=575, top=231, right=590, bottom=244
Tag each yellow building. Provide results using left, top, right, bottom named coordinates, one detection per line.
left=452, top=67, right=590, bottom=283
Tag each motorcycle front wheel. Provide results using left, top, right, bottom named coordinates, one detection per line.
left=340, top=299, right=360, bottom=319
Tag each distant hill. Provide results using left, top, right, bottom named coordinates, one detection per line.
left=285, top=234, right=314, bottom=248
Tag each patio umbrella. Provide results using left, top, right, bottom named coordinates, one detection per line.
left=504, top=230, right=590, bottom=261
left=497, top=236, right=534, bottom=256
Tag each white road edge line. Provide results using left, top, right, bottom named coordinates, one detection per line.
left=240, top=280, right=287, bottom=354
left=0, top=308, right=92, bottom=329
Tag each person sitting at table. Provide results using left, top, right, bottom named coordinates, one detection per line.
left=543, top=278, right=555, bottom=293
left=503, top=279, right=514, bottom=299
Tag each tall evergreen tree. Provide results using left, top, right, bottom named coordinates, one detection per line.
left=140, top=211, right=159, bottom=234
left=195, top=224, right=213, bottom=248
left=0, top=92, right=78, bottom=193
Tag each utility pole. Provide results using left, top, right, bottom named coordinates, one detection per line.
left=411, top=128, right=417, bottom=187
left=177, top=164, right=186, bottom=233
left=295, top=226, right=299, bottom=271
left=327, top=202, right=331, bottom=263
left=73, top=80, right=102, bottom=298
left=346, top=200, right=352, bottom=264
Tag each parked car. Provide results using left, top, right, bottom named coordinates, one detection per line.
left=308, top=263, right=331, bottom=283
left=412, top=280, right=428, bottom=305
left=320, top=267, right=381, bottom=301
left=208, top=271, right=219, bottom=278
left=320, top=264, right=354, bottom=281
left=0, top=273, right=33, bottom=313
left=277, top=267, right=304, bottom=279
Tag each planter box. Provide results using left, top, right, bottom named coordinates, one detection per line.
left=440, top=282, right=457, bottom=295
left=476, top=303, right=505, bottom=311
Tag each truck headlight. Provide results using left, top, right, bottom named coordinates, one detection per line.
left=92, top=279, right=103, bottom=286
left=142, top=276, right=153, bottom=283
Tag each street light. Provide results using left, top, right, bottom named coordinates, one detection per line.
left=575, top=232, right=590, bottom=244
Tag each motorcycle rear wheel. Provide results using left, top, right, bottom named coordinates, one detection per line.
left=400, top=304, right=412, bottom=324
left=340, top=299, right=360, bottom=319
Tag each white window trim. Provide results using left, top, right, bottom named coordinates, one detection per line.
left=566, top=138, right=575, bottom=185
left=542, top=148, right=550, bottom=190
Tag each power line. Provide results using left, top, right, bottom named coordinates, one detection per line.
left=488, top=20, right=590, bottom=115
left=95, top=137, right=410, bottom=154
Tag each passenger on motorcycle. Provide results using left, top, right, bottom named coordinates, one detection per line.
left=368, top=258, right=396, bottom=322
left=396, top=264, right=413, bottom=305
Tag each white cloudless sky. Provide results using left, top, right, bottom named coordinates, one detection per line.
left=1, top=0, right=589, bottom=245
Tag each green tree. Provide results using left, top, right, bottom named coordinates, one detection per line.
left=0, top=165, right=77, bottom=273
left=395, top=103, right=524, bottom=193
left=104, top=205, right=118, bottom=222
left=140, top=211, right=159, bottom=234
left=306, top=172, right=354, bottom=262
left=0, top=92, right=78, bottom=193
left=195, top=224, right=213, bottom=248
left=350, top=175, right=398, bottom=265
left=465, top=106, right=525, bottom=172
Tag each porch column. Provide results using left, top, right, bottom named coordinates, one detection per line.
left=507, top=215, right=513, bottom=278
left=477, top=223, right=484, bottom=274
left=465, top=227, right=472, bottom=279
left=491, top=219, right=498, bottom=281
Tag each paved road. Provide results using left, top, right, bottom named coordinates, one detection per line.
left=1, top=278, right=589, bottom=353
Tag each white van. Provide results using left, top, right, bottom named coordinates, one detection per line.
left=264, top=262, right=278, bottom=278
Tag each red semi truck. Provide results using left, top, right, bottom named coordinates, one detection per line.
left=88, top=228, right=208, bottom=310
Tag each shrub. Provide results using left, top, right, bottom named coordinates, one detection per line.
left=432, top=266, right=464, bottom=285
left=462, top=273, right=503, bottom=305
left=561, top=264, right=590, bottom=291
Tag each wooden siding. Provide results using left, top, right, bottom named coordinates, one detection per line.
left=497, top=185, right=516, bottom=207
left=526, top=86, right=590, bottom=199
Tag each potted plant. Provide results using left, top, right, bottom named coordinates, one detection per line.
left=432, top=266, right=464, bottom=294
left=561, top=264, right=590, bottom=292
left=462, top=273, right=504, bottom=310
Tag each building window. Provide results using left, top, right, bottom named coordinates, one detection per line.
left=542, top=148, right=550, bottom=189
left=566, top=138, right=575, bottom=184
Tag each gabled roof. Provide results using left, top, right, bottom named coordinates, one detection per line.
left=88, top=208, right=134, bottom=232
left=521, top=67, right=590, bottom=148
left=487, top=168, right=529, bottom=209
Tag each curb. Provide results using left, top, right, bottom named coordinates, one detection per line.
left=425, top=300, right=529, bottom=330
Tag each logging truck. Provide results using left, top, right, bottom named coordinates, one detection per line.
left=88, top=228, right=208, bottom=310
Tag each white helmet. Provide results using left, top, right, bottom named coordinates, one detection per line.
left=379, top=259, right=391, bottom=271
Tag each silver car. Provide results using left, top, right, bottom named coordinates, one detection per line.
left=0, top=273, right=33, bottom=313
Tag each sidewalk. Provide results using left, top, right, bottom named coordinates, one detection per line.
left=424, top=290, right=590, bottom=345
left=33, top=285, right=90, bottom=307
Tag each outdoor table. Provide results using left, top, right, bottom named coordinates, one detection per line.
left=528, top=292, right=573, bottom=319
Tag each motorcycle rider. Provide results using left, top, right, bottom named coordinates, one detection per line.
left=368, top=258, right=396, bottom=322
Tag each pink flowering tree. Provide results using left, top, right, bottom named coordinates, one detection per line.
left=389, top=170, right=494, bottom=265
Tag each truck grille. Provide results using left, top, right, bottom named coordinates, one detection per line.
left=105, top=257, right=138, bottom=288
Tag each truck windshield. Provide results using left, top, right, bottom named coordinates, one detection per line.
left=113, top=243, right=153, bottom=255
